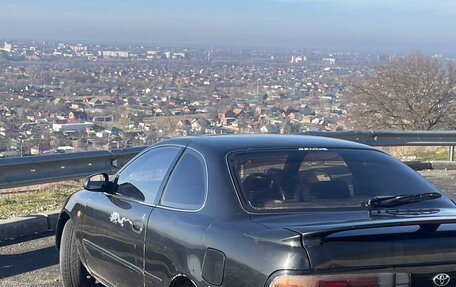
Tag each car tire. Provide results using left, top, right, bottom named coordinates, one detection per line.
left=60, top=220, right=96, bottom=287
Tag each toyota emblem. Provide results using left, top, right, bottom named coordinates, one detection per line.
left=433, top=273, right=451, bottom=287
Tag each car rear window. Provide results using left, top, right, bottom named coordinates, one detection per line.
left=229, top=148, right=453, bottom=211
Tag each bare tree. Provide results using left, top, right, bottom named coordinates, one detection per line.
left=350, top=54, right=456, bottom=130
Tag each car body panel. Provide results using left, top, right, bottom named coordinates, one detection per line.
left=56, top=135, right=456, bottom=287
left=144, top=208, right=211, bottom=286
left=82, top=192, right=153, bottom=287
left=254, top=209, right=456, bottom=270
left=56, top=190, right=93, bottom=261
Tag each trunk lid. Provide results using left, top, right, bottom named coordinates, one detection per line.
left=252, top=208, right=456, bottom=271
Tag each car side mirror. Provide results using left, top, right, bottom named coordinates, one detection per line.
left=83, top=173, right=110, bottom=192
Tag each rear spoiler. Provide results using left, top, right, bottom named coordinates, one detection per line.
left=292, top=216, right=456, bottom=246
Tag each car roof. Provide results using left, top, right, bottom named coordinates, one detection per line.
left=157, top=134, right=376, bottom=154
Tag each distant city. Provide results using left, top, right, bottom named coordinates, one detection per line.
left=0, top=40, right=447, bottom=157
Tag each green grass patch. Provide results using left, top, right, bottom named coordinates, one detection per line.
left=0, top=187, right=78, bottom=219
left=414, top=151, right=448, bottom=161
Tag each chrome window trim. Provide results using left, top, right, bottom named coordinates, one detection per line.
left=157, top=147, right=209, bottom=213
left=113, top=143, right=186, bottom=179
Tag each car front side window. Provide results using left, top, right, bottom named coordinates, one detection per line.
left=115, top=146, right=181, bottom=203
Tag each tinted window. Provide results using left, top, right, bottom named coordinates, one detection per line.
left=230, top=149, right=454, bottom=210
left=116, top=147, right=181, bottom=203
left=160, top=149, right=206, bottom=210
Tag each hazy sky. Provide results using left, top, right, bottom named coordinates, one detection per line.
left=1, top=0, right=456, bottom=53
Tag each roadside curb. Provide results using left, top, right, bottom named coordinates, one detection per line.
left=0, top=211, right=59, bottom=241
left=430, top=161, right=456, bottom=170
left=404, top=161, right=456, bottom=171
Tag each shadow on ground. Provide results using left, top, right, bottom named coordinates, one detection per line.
left=0, top=246, right=58, bottom=279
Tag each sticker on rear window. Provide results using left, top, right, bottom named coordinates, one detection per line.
left=298, top=147, right=328, bottom=151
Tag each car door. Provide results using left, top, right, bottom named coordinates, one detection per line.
left=144, top=148, right=212, bottom=286
left=81, top=146, right=183, bottom=287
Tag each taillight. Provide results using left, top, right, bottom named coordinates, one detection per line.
left=269, top=273, right=410, bottom=287
left=319, top=281, right=350, bottom=287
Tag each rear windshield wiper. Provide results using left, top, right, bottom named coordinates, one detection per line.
left=364, top=192, right=442, bottom=209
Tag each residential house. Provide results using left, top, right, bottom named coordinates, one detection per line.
left=88, top=98, right=104, bottom=108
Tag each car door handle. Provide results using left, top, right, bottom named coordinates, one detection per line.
left=132, top=221, right=144, bottom=234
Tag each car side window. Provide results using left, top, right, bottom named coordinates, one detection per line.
left=160, top=149, right=207, bottom=210
left=115, top=147, right=181, bottom=203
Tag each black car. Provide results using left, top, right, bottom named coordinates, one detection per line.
left=56, top=135, right=456, bottom=287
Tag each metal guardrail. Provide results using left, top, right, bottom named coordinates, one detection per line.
left=2, top=130, right=456, bottom=189
left=302, top=130, right=456, bottom=161
left=0, top=146, right=147, bottom=189
left=302, top=130, right=456, bottom=146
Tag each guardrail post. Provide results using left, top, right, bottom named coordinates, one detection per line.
left=449, top=146, right=455, bottom=161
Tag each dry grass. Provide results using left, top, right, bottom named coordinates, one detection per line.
left=0, top=181, right=81, bottom=219
left=380, top=146, right=448, bottom=161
